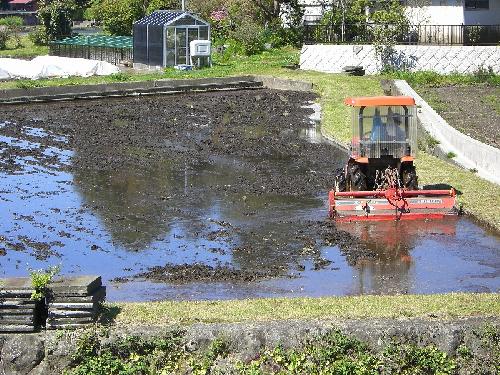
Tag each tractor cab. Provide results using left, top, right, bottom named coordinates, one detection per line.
left=346, top=96, right=417, bottom=163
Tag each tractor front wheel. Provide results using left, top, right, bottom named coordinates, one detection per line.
left=348, top=163, right=367, bottom=191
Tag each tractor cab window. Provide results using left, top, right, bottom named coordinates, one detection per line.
left=351, top=105, right=417, bottom=159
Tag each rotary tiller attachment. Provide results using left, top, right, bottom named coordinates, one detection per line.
left=329, top=188, right=458, bottom=222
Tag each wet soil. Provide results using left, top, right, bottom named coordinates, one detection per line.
left=0, top=89, right=499, bottom=301
left=417, top=84, right=500, bottom=148
left=0, top=90, right=374, bottom=290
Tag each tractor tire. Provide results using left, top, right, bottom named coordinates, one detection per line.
left=402, top=165, right=418, bottom=190
left=334, top=168, right=347, bottom=192
left=349, top=163, right=367, bottom=191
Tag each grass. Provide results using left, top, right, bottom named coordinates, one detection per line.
left=107, top=293, right=500, bottom=326
left=416, top=153, right=500, bottom=229
left=484, top=94, right=500, bottom=115
left=0, top=35, right=49, bottom=58
left=384, top=69, right=500, bottom=87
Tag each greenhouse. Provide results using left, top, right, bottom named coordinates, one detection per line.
left=133, top=10, right=210, bottom=68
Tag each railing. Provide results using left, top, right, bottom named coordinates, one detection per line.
left=303, top=24, right=500, bottom=46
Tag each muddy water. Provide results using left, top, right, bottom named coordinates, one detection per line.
left=0, top=90, right=499, bottom=301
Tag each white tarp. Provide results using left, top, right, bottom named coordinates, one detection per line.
left=0, top=56, right=120, bottom=80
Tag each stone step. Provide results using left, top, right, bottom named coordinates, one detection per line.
left=47, top=315, right=96, bottom=324
left=48, top=286, right=106, bottom=303
left=0, top=324, right=36, bottom=332
left=0, top=299, right=37, bottom=308
left=0, top=308, right=35, bottom=315
left=48, top=302, right=96, bottom=310
left=0, top=291, right=33, bottom=298
left=46, top=319, right=97, bottom=329
left=48, top=275, right=102, bottom=296
left=0, top=315, right=35, bottom=324
left=49, top=309, right=97, bottom=318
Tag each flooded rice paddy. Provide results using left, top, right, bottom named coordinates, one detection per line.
left=0, top=89, right=498, bottom=301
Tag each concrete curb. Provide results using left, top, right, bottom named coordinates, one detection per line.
left=0, top=76, right=314, bottom=105
left=392, top=80, right=500, bottom=185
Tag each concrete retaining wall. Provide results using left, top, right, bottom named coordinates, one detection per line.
left=300, top=44, right=500, bottom=74
left=390, top=80, right=500, bottom=185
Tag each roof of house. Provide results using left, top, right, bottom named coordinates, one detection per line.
left=135, top=10, right=209, bottom=26
left=9, top=0, right=35, bottom=4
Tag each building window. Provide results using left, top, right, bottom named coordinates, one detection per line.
left=464, top=0, right=489, bottom=9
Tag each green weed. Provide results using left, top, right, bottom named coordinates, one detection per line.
left=29, top=265, right=60, bottom=301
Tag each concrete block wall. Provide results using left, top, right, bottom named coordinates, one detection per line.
left=300, top=44, right=500, bottom=74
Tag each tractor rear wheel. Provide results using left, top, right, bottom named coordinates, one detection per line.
left=402, top=164, right=418, bottom=190
left=334, top=168, right=347, bottom=192
left=349, top=163, right=367, bottom=191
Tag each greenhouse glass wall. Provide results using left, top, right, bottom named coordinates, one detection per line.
left=133, top=10, right=210, bottom=68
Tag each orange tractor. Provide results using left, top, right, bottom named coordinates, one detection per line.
left=329, top=96, right=458, bottom=221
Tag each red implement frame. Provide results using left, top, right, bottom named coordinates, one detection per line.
left=329, top=188, right=458, bottom=222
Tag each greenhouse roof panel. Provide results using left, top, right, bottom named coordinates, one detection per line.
left=135, top=10, right=185, bottom=26
left=135, top=10, right=209, bottom=26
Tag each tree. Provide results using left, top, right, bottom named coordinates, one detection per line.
left=37, top=0, right=77, bottom=40
left=88, top=0, right=146, bottom=35
left=146, top=0, right=179, bottom=14
left=88, top=0, right=178, bottom=36
left=369, top=0, right=410, bottom=69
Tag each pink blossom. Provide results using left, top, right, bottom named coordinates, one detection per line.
left=210, top=8, right=228, bottom=21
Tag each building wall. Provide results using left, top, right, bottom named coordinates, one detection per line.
left=405, top=0, right=500, bottom=25
left=299, top=44, right=500, bottom=74
left=464, top=0, right=500, bottom=24
left=405, top=3, right=465, bottom=25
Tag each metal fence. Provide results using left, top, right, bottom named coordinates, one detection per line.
left=303, top=24, right=500, bottom=46
left=49, top=36, right=133, bottom=65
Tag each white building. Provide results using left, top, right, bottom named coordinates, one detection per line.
left=300, top=0, right=500, bottom=26
left=405, top=0, right=500, bottom=25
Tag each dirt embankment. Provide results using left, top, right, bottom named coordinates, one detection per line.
left=417, top=84, right=500, bottom=148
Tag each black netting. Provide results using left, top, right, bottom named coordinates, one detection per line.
left=147, top=25, right=164, bottom=66
left=133, top=24, right=148, bottom=64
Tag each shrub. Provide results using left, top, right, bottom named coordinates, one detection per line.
left=146, top=0, right=179, bottom=14
left=0, top=16, right=23, bottom=48
left=28, top=26, right=49, bottom=46
left=0, top=28, right=9, bottom=50
left=37, top=0, right=77, bottom=41
left=229, top=19, right=265, bottom=56
left=29, top=265, right=60, bottom=301
left=0, top=16, right=24, bottom=28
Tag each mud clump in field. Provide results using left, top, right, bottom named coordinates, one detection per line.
left=136, top=263, right=292, bottom=283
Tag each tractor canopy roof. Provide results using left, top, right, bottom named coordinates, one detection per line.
left=344, top=96, right=415, bottom=107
